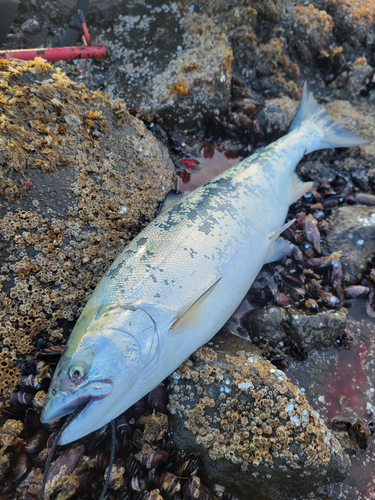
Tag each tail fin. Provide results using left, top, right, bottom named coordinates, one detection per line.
left=289, top=82, right=369, bottom=154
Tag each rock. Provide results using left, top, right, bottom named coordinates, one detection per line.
left=291, top=4, right=333, bottom=58
left=323, top=101, right=372, bottom=159
left=242, top=305, right=347, bottom=352
left=20, top=19, right=40, bottom=33
left=151, top=11, right=232, bottom=129
left=257, top=97, right=299, bottom=138
left=250, top=38, right=300, bottom=97
left=346, top=57, right=373, bottom=96
left=168, top=329, right=350, bottom=500
left=326, top=205, right=375, bottom=284
left=196, top=0, right=283, bottom=25
left=325, top=0, right=375, bottom=46
left=190, top=0, right=258, bottom=78
left=334, top=433, right=359, bottom=456
left=0, top=58, right=175, bottom=401
left=41, top=0, right=124, bottom=21
left=368, top=168, right=375, bottom=190
left=287, top=307, right=347, bottom=352
left=79, top=7, right=232, bottom=129
left=241, top=306, right=288, bottom=343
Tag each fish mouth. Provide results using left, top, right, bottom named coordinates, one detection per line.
left=40, top=380, right=113, bottom=424
left=57, top=392, right=121, bottom=445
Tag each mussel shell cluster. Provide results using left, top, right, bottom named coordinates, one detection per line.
left=243, top=172, right=375, bottom=366
left=0, top=363, right=226, bottom=500
left=330, top=417, right=374, bottom=450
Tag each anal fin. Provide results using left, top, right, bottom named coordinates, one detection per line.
left=290, top=172, right=313, bottom=204
left=265, top=237, right=293, bottom=264
left=268, top=218, right=295, bottom=241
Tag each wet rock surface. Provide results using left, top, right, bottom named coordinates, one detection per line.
left=168, top=329, right=350, bottom=500
left=286, top=302, right=375, bottom=499
left=243, top=306, right=347, bottom=352
left=242, top=306, right=289, bottom=344
left=0, top=58, right=175, bottom=401
left=150, top=10, right=232, bottom=128
left=346, top=57, right=373, bottom=97
left=287, top=306, right=347, bottom=351
left=326, top=206, right=375, bottom=284
left=291, top=4, right=334, bottom=62
left=326, top=0, right=375, bottom=46
left=257, top=96, right=299, bottom=138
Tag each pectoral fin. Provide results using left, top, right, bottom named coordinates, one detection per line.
left=169, top=277, right=222, bottom=330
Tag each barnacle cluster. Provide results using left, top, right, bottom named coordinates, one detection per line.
left=326, top=0, right=375, bottom=46
left=255, top=38, right=300, bottom=98
left=169, top=343, right=343, bottom=473
left=0, top=58, right=175, bottom=402
left=291, top=4, right=334, bottom=60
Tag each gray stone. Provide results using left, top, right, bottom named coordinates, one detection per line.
left=346, top=58, right=373, bottom=97
left=287, top=307, right=347, bottom=352
left=324, top=100, right=374, bottom=166
left=327, top=0, right=375, bottom=47
left=290, top=4, right=333, bottom=56
left=334, top=433, right=359, bottom=456
left=151, top=11, right=232, bottom=128
left=0, top=58, right=175, bottom=400
left=241, top=306, right=289, bottom=343
left=326, top=205, right=375, bottom=284
left=257, top=97, right=299, bottom=138
left=168, top=329, right=350, bottom=500
left=242, top=305, right=347, bottom=352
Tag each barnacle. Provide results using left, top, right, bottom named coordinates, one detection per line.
left=169, top=344, right=340, bottom=472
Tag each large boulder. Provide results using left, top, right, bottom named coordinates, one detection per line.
left=290, top=4, right=334, bottom=62
left=0, top=58, right=175, bottom=402
left=325, top=0, right=375, bottom=47
left=168, top=329, right=350, bottom=500
left=326, top=205, right=375, bottom=284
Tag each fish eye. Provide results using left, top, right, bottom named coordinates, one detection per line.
left=69, top=364, right=85, bottom=382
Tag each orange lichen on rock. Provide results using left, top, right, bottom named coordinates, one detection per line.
left=255, top=37, right=300, bottom=98
left=168, top=78, right=189, bottom=96
left=325, top=0, right=375, bottom=45
left=292, top=4, right=333, bottom=56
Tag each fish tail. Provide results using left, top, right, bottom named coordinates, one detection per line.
left=289, top=81, right=368, bottom=154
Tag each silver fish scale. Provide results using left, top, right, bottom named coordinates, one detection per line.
left=86, top=133, right=303, bottom=317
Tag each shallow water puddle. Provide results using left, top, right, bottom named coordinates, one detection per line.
left=286, top=301, right=375, bottom=499
left=176, top=146, right=241, bottom=191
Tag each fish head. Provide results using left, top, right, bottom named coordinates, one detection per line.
left=41, top=303, right=159, bottom=444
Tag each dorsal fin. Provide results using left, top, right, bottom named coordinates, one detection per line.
left=159, top=189, right=188, bottom=215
